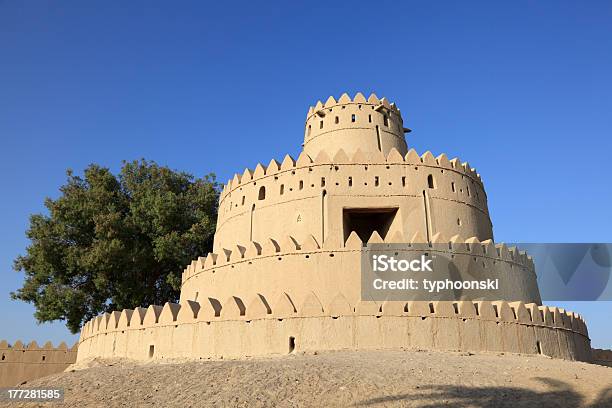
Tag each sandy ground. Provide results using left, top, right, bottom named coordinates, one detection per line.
left=4, top=350, right=612, bottom=408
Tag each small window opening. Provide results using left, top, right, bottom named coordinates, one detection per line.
left=351, top=114, right=356, bottom=122
left=536, top=341, right=542, bottom=355
left=194, top=292, right=199, bottom=301
left=402, top=176, right=406, bottom=187
left=368, top=114, right=372, bottom=123
left=241, top=196, right=245, bottom=206
left=467, top=185, right=470, bottom=196
left=335, top=116, right=339, bottom=124
left=428, top=303, right=435, bottom=313
left=148, top=345, right=155, bottom=358
left=299, top=180, right=304, bottom=190
left=42, top=355, right=46, bottom=361
left=348, top=176, right=353, bottom=187
left=307, top=125, right=311, bottom=136
left=321, top=177, right=326, bottom=187
left=452, top=303, right=459, bottom=314
left=493, top=304, right=499, bottom=318
left=451, top=182, right=456, bottom=192
left=383, top=115, right=389, bottom=127
left=457, top=218, right=462, bottom=226
left=474, top=303, right=480, bottom=316
left=319, top=120, right=323, bottom=129
left=280, top=184, right=284, bottom=195
left=1, top=354, right=4, bottom=361
left=427, top=174, right=435, bottom=189
left=258, top=186, right=266, bottom=200
left=288, top=336, right=296, bottom=353
left=374, top=176, right=379, bottom=187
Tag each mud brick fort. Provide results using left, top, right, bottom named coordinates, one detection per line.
left=3, top=92, right=606, bottom=386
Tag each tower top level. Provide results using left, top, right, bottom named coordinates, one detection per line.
left=303, top=92, right=410, bottom=159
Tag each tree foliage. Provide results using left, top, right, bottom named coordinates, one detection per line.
left=12, top=160, right=218, bottom=333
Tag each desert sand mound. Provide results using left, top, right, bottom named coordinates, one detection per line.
left=6, top=350, right=612, bottom=407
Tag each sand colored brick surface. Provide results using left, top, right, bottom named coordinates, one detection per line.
left=0, top=340, right=77, bottom=387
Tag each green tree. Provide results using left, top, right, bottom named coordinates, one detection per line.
left=11, top=159, right=219, bottom=333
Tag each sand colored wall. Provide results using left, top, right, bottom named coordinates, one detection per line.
left=76, top=297, right=591, bottom=363
left=214, top=148, right=492, bottom=255
left=303, top=93, right=408, bottom=159
left=0, top=340, right=78, bottom=387
left=591, top=349, right=612, bottom=367
left=180, top=233, right=541, bottom=308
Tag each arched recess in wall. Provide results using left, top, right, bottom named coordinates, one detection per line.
left=427, top=174, right=435, bottom=189
left=258, top=186, right=266, bottom=200
left=250, top=204, right=256, bottom=241
left=321, top=190, right=327, bottom=244
left=422, top=190, right=432, bottom=242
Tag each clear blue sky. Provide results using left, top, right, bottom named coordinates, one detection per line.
left=0, top=1, right=610, bottom=348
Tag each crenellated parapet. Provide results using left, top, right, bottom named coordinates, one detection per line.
left=77, top=295, right=591, bottom=362
left=219, top=148, right=484, bottom=204
left=303, top=93, right=408, bottom=158
left=179, top=232, right=540, bottom=307
left=0, top=340, right=78, bottom=387
left=183, top=232, right=535, bottom=281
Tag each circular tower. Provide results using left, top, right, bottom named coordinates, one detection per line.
left=77, top=92, right=593, bottom=366
left=303, top=92, right=409, bottom=159
left=185, top=92, right=531, bottom=309
left=212, top=92, right=494, bottom=259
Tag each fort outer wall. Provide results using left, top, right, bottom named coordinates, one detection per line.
left=76, top=297, right=592, bottom=364
left=213, top=148, right=493, bottom=255
left=592, top=349, right=612, bottom=367
left=0, top=341, right=78, bottom=387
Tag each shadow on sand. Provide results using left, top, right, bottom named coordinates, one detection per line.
left=358, top=377, right=612, bottom=408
